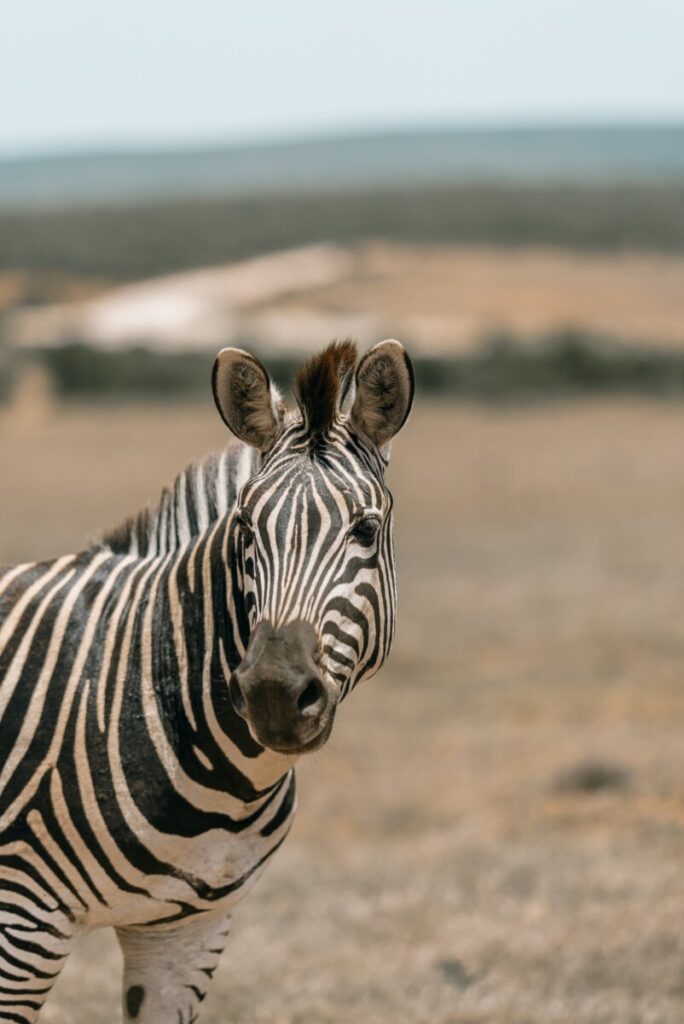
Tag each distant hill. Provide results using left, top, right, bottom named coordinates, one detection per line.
left=1, top=123, right=683, bottom=208
left=3, top=183, right=684, bottom=280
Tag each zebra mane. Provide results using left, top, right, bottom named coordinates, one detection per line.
left=102, top=441, right=255, bottom=557
left=294, top=339, right=357, bottom=441
left=102, top=342, right=359, bottom=557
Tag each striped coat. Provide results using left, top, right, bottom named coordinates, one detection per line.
left=0, top=339, right=414, bottom=1023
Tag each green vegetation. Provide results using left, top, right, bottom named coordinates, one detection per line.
left=42, top=345, right=211, bottom=398
left=0, top=327, right=14, bottom=401
left=41, top=332, right=684, bottom=402
left=416, top=332, right=684, bottom=399
left=3, top=183, right=684, bottom=282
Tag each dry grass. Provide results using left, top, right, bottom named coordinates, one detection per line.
left=249, top=243, right=684, bottom=353
left=6, top=243, right=684, bottom=365
left=2, top=397, right=684, bottom=1023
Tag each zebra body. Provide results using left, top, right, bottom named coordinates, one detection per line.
left=0, top=340, right=414, bottom=1022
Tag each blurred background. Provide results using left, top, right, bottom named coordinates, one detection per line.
left=2, top=2, right=684, bottom=1021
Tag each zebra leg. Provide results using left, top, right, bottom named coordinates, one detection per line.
left=0, top=903, right=74, bottom=1024
left=116, top=915, right=231, bottom=1024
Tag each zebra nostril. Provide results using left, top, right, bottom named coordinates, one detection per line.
left=230, top=676, right=247, bottom=714
left=297, top=679, right=323, bottom=714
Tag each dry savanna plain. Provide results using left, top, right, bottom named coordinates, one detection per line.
left=4, top=242, right=684, bottom=360
left=1, top=392, right=684, bottom=1023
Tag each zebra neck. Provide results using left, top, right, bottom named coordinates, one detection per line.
left=146, top=516, right=296, bottom=799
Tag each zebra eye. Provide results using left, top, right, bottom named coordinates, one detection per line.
left=350, top=515, right=381, bottom=545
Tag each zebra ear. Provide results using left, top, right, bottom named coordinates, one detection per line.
left=212, top=348, right=284, bottom=450
left=349, top=340, right=414, bottom=450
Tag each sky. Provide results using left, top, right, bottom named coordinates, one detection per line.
left=1, top=0, right=683, bottom=157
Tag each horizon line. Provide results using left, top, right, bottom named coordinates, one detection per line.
left=2, top=114, right=684, bottom=165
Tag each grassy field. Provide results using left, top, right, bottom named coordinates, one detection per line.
left=6, top=239, right=684, bottom=403
left=2, top=396, right=684, bottom=1023
left=3, top=183, right=684, bottom=282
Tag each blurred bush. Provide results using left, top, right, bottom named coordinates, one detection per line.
left=3, top=183, right=684, bottom=281
left=42, top=344, right=211, bottom=397
left=40, top=332, right=684, bottom=401
left=420, top=332, right=684, bottom=398
left=0, top=322, right=14, bottom=402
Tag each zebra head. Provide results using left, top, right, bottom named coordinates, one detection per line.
left=212, top=340, right=414, bottom=756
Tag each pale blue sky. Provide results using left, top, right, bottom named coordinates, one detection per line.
left=1, top=0, right=683, bottom=156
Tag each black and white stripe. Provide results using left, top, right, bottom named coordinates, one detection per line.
left=0, top=339, right=414, bottom=1023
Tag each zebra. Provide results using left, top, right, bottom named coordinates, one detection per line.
left=0, top=338, right=414, bottom=1023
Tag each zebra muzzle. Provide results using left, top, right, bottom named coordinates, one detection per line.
left=229, top=619, right=337, bottom=754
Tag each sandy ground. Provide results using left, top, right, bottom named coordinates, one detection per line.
left=6, top=243, right=684, bottom=358
left=305, top=242, right=684, bottom=350
left=2, top=396, right=684, bottom=1023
